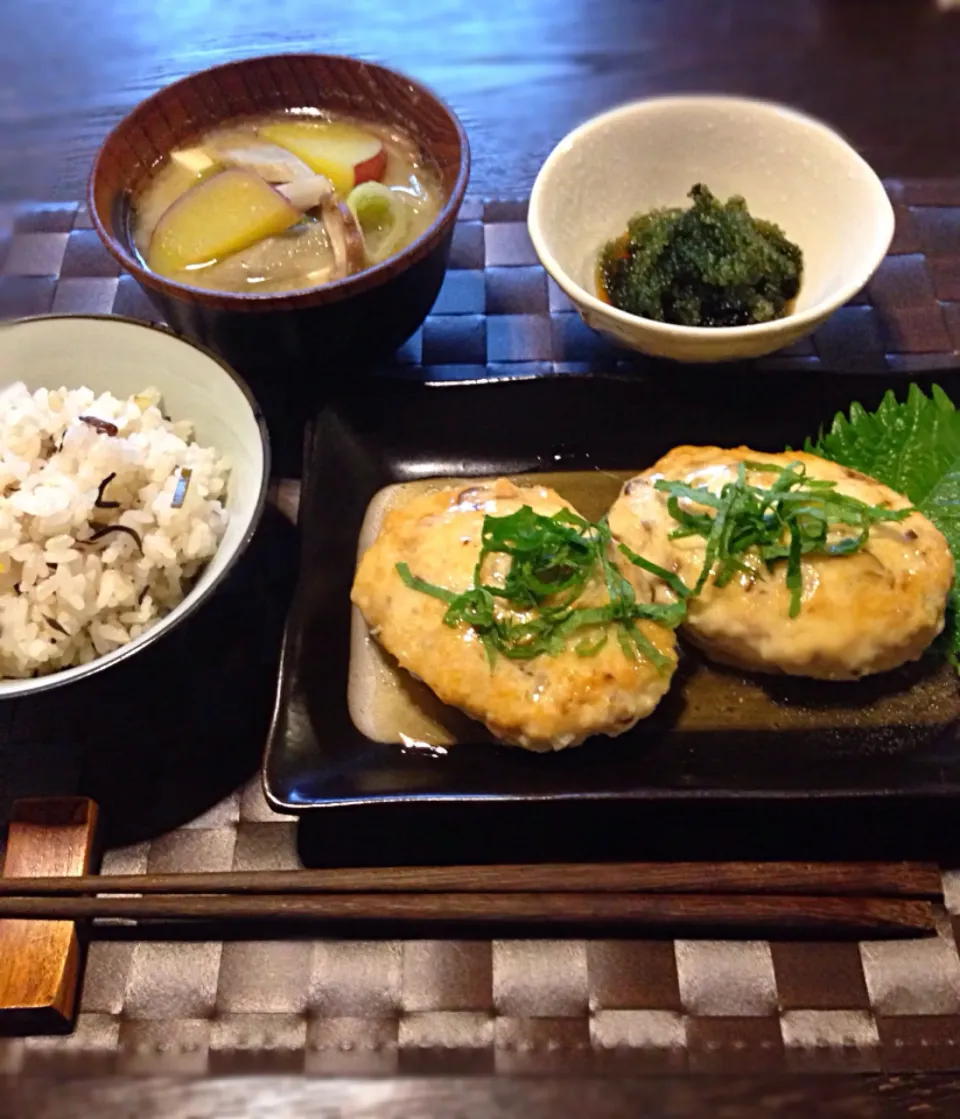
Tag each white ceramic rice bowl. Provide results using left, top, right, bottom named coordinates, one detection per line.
left=0, top=315, right=269, bottom=697
left=528, top=95, right=895, bottom=363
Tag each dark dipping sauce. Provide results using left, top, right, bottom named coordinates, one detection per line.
left=598, top=184, right=803, bottom=328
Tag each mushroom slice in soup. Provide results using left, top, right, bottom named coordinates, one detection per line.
left=215, top=142, right=315, bottom=184
left=277, top=174, right=336, bottom=212
left=321, top=199, right=366, bottom=278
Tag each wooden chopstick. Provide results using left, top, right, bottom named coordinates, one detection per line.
left=0, top=891, right=936, bottom=937
left=0, top=861, right=942, bottom=899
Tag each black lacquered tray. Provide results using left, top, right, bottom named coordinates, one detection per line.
left=265, top=370, right=960, bottom=811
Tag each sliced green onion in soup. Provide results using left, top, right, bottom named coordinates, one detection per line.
left=347, top=182, right=410, bottom=264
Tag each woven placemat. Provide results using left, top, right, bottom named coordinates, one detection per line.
left=2, top=188, right=960, bottom=1078
left=2, top=185, right=960, bottom=377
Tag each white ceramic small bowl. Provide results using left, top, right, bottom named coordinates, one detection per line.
left=528, top=95, right=895, bottom=363
left=0, top=315, right=269, bottom=698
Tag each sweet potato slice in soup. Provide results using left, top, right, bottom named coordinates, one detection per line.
left=259, top=121, right=386, bottom=198
left=147, top=168, right=301, bottom=276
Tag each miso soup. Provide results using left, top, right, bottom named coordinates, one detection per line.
left=132, top=112, right=445, bottom=294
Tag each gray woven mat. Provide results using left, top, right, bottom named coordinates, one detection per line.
left=2, top=189, right=960, bottom=1077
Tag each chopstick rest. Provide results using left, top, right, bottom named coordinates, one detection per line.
left=0, top=798, right=98, bottom=1036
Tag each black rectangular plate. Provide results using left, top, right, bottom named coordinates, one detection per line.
left=264, top=368, right=960, bottom=812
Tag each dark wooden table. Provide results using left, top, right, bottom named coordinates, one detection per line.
left=4, top=0, right=960, bottom=204
left=4, top=1073, right=960, bottom=1118
left=4, top=0, right=960, bottom=1114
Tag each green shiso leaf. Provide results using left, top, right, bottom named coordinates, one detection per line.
left=806, top=383, right=960, bottom=659
left=394, top=506, right=681, bottom=672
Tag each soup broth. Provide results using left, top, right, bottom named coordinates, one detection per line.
left=132, top=112, right=444, bottom=294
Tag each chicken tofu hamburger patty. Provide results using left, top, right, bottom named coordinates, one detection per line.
left=609, top=447, right=954, bottom=680
left=351, top=479, right=678, bottom=751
